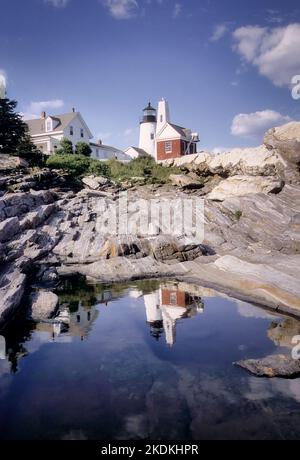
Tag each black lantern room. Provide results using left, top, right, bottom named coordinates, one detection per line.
left=141, top=102, right=157, bottom=123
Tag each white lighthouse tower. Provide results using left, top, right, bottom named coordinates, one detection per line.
left=139, top=102, right=157, bottom=158
left=156, top=98, right=170, bottom=134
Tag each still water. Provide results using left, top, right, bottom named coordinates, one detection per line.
left=1, top=277, right=300, bottom=440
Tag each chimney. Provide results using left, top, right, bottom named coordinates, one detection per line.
left=41, top=111, right=46, bottom=119
left=98, top=139, right=102, bottom=146
left=72, top=107, right=75, bottom=113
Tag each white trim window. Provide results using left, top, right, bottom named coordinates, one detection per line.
left=165, top=141, right=172, bottom=153
left=70, top=126, right=74, bottom=136
left=80, top=128, right=84, bottom=138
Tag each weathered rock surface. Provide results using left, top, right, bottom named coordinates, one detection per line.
left=0, top=217, right=20, bottom=242
left=1, top=121, right=300, bottom=329
left=82, top=175, right=110, bottom=190
left=163, top=145, right=285, bottom=178
left=207, top=175, right=284, bottom=201
left=169, top=174, right=203, bottom=189
left=264, top=121, right=300, bottom=184
left=0, top=154, right=28, bottom=171
left=58, top=255, right=187, bottom=283
left=264, top=121, right=300, bottom=164
left=29, top=290, right=59, bottom=322
left=0, top=268, right=26, bottom=325
left=235, top=355, right=300, bottom=378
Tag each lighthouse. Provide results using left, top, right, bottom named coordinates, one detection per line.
left=156, top=98, right=170, bottom=134
left=139, top=102, right=157, bottom=158
left=125, top=97, right=200, bottom=162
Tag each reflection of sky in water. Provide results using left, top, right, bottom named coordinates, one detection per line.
left=0, top=279, right=300, bottom=440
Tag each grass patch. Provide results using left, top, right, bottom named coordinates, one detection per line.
left=107, top=155, right=181, bottom=184
left=234, top=210, right=243, bottom=221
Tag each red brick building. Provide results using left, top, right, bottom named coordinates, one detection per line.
left=156, top=122, right=199, bottom=162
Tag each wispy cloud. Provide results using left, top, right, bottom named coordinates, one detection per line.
left=231, top=109, right=292, bottom=139
left=210, top=23, right=230, bottom=42
left=173, top=3, right=182, bottom=19
left=45, top=0, right=71, bottom=7
left=266, top=9, right=284, bottom=24
left=101, top=0, right=139, bottom=20
left=22, top=99, right=64, bottom=120
left=232, top=23, right=300, bottom=87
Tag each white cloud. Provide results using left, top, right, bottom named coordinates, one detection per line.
left=29, top=99, right=64, bottom=113
left=173, top=3, right=182, bottom=19
left=101, top=0, right=139, bottom=20
left=231, top=109, right=292, bottom=138
left=233, top=23, right=300, bottom=87
left=22, top=99, right=64, bottom=120
left=0, top=70, right=7, bottom=98
left=210, top=23, right=229, bottom=42
left=45, top=0, right=70, bottom=7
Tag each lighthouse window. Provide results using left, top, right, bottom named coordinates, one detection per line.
left=151, top=133, right=154, bottom=140
left=165, top=141, right=172, bottom=153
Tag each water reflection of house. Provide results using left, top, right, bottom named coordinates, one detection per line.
left=144, top=286, right=204, bottom=346
left=36, top=304, right=99, bottom=341
left=37, top=289, right=114, bottom=341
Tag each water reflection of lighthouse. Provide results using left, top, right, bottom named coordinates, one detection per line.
left=144, top=286, right=204, bottom=346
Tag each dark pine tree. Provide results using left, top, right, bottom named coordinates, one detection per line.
left=0, top=98, right=27, bottom=154
left=0, top=97, right=44, bottom=165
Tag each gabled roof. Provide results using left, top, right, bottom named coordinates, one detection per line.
left=26, top=112, right=93, bottom=138
left=125, top=147, right=148, bottom=157
left=90, top=142, right=124, bottom=153
left=168, top=123, right=190, bottom=138
left=156, top=122, right=191, bottom=140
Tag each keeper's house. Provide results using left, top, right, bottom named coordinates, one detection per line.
left=26, top=110, right=129, bottom=161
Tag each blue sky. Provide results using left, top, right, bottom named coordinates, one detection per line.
left=1, top=0, right=300, bottom=151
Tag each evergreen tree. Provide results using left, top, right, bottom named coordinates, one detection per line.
left=0, top=98, right=27, bottom=154
left=16, top=132, right=44, bottom=166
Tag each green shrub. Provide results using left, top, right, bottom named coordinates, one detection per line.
left=56, top=138, right=74, bottom=155
left=75, top=141, right=92, bottom=157
left=87, top=158, right=110, bottom=177
left=106, top=155, right=180, bottom=184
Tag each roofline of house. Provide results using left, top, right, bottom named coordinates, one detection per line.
left=76, top=112, right=93, bottom=139
left=31, top=131, right=64, bottom=138
left=26, top=111, right=93, bottom=139
left=90, top=143, right=123, bottom=152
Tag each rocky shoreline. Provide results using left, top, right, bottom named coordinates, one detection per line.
left=1, top=121, right=300, bottom=330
